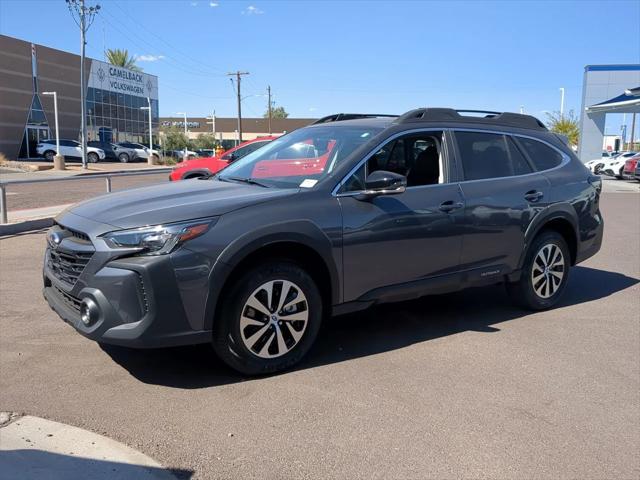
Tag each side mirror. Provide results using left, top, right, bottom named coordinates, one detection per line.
left=356, top=170, right=406, bottom=201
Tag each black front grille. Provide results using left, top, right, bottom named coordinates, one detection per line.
left=54, top=285, right=82, bottom=314
left=47, top=225, right=95, bottom=286
left=48, top=247, right=93, bottom=286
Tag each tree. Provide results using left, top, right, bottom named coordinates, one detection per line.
left=106, top=49, right=142, bottom=72
left=545, top=110, right=579, bottom=147
left=264, top=105, right=289, bottom=119
left=194, top=133, right=217, bottom=150
left=161, top=125, right=189, bottom=151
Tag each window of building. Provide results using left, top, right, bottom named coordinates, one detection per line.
left=454, top=131, right=533, bottom=181
left=516, top=137, right=565, bottom=171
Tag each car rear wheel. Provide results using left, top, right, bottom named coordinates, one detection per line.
left=87, top=152, right=99, bottom=163
left=44, top=150, right=56, bottom=161
left=118, top=152, right=130, bottom=163
left=213, top=261, right=323, bottom=375
left=507, top=230, right=570, bottom=310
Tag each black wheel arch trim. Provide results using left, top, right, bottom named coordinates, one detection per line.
left=519, top=203, right=579, bottom=269
left=181, top=168, right=211, bottom=179
left=202, top=220, right=341, bottom=331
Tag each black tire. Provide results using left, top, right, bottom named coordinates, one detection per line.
left=87, top=152, right=99, bottom=163
left=44, top=150, right=56, bottom=162
left=507, top=230, right=570, bottom=310
left=118, top=152, right=130, bottom=163
left=183, top=173, right=204, bottom=180
left=213, top=261, right=323, bottom=375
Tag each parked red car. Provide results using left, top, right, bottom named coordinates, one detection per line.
left=622, top=153, right=640, bottom=179
left=169, top=136, right=278, bottom=181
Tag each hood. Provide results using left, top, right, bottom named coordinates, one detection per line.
left=61, top=178, right=297, bottom=229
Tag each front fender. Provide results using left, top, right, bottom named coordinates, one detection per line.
left=202, top=220, right=340, bottom=331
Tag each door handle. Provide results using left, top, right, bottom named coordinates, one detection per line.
left=524, top=190, right=544, bottom=202
left=439, top=200, right=464, bottom=213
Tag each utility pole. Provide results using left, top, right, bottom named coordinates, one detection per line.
left=67, top=0, right=100, bottom=169
left=267, top=85, right=272, bottom=135
left=227, top=71, right=249, bottom=143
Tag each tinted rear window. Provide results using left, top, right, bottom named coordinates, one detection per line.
left=455, top=131, right=533, bottom=181
left=517, top=137, right=564, bottom=171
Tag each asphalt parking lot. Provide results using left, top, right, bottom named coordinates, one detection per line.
left=0, top=192, right=638, bottom=479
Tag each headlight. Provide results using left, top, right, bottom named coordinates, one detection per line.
left=102, top=218, right=217, bottom=256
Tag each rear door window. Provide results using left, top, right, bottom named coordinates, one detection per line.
left=454, top=131, right=533, bottom=181
left=516, top=137, right=564, bottom=171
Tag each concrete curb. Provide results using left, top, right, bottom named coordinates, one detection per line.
left=0, top=415, right=182, bottom=480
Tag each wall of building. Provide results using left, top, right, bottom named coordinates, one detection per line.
left=159, top=116, right=316, bottom=142
left=0, top=34, right=159, bottom=160
left=578, top=65, right=640, bottom=161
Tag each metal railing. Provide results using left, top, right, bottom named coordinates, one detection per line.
left=0, top=168, right=172, bottom=224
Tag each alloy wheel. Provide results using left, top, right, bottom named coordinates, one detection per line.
left=531, top=243, right=565, bottom=299
left=239, top=279, right=309, bottom=359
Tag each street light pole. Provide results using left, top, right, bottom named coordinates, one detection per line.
left=140, top=97, right=153, bottom=164
left=43, top=91, right=65, bottom=170
left=267, top=85, right=272, bottom=135
left=66, top=0, right=100, bottom=170
left=559, top=87, right=565, bottom=117
left=176, top=112, right=188, bottom=161
left=206, top=110, right=216, bottom=152
left=42, top=92, right=60, bottom=155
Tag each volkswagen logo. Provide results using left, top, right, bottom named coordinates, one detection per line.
left=47, top=230, right=63, bottom=249
left=97, top=67, right=106, bottom=82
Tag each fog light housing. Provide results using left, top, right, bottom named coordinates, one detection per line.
left=80, top=298, right=99, bottom=325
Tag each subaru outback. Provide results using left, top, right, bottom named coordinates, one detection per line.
left=43, top=108, right=604, bottom=375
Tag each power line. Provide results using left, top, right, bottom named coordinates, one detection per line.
left=110, top=0, right=226, bottom=77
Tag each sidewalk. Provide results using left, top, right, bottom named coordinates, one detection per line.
left=0, top=414, right=184, bottom=479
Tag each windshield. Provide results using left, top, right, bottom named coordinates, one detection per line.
left=217, top=125, right=383, bottom=188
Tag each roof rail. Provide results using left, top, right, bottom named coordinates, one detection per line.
left=394, top=108, right=547, bottom=131
left=311, top=113, right=397, bottom=125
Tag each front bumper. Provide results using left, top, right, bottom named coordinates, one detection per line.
left=43, top=247, right=211, bottom=348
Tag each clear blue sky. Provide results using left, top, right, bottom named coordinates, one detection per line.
left=1, top=0, right=639, bottom=131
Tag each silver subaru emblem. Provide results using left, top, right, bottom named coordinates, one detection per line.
left=47, top=230, right=62, bottom=249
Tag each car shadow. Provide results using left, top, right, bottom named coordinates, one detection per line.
left=0, top=449, right=193, bottom=480
left=101, top=266, right=638, bottom=389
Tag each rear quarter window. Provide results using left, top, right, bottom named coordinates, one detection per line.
left=516, top=137, right=564, bottom=171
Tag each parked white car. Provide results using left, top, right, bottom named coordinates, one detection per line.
left=116, top=142, right=161, bottom=161
left=36, top=139, right=106, bottom=163
left=598, top=152, right=637, bottom=178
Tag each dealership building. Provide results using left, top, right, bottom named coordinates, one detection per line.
left=0, top=34, right=159, bottom=160
left=159, top=116, right=316, bottom=144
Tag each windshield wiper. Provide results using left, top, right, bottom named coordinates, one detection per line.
left=223, top=176, right=271, bottom=188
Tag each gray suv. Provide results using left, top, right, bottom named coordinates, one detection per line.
left=43, top=108, right=604, bottom=374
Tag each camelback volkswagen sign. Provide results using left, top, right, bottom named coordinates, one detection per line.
left=88, top=59, right=159, bottom=101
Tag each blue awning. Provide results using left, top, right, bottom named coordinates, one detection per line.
left=587, top=87, right=640, bottom=113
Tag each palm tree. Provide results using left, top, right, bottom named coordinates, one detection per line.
left=105, top=49, right=142, bottom=72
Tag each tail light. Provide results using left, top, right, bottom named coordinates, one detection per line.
left=588, top=175, right=602, bottom=193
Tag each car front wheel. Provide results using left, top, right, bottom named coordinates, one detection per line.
left=213, top=261, right=323, bottom=375
left=87, top=152, right=99, bottom=163
left=507, top=230, right=570, bottom=310
left=118, top=152, right=130, bottom=163
left=44, top=150, right=56, bottom=161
